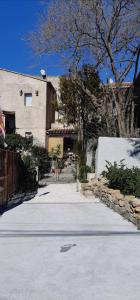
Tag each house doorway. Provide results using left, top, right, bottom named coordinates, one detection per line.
left=4, top=112, right=15, bottom=134
left=64, top=137, right=75, bottom=154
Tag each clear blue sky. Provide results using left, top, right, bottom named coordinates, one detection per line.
left=0, top=0, right=134, bottom=81
left=0, top=0, right=65, bottom=76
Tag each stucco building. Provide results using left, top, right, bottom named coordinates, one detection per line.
left=46, top=76, right=77, bottom=157
left=0, top=68, right=56, bottom=148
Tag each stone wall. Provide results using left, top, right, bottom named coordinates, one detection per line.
left=81, top=178, right=140, bottom=228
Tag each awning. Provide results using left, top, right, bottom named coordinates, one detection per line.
left=47, top=128, right=77, bottom=136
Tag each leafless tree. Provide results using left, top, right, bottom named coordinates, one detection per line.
left=30, top=0, right=140, bottom=137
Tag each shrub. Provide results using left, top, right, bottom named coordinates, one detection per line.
left=31, top=145, right=51, bottom=178
left=18, top=155, right=37, bottom=192
left=49, top=144, right=61, bottom=159
left=5, top=134, right=51, bottom=184
left=79, top=165, right=91, bottom=182
left=5, top=133, right=31, bottom=151
left=22, top=154, right=35, bottom=171
left=103, top=161, right=140, bottom=197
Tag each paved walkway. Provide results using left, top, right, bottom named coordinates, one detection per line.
left=41, top=164, right=76, bottom=184
left=0, top=184, right=140, bottom=300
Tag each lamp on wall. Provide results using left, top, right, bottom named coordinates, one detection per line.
left=19, top=90, right=23, bottom=96
left=35, top=90, right=39, bottom=96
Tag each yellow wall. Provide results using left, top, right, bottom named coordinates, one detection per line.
left=48, top=137, right=63, bottom=158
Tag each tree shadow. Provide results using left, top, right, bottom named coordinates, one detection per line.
left=127, top=138, right=140, bottom=159
left=0, top=190, right=37, bottom=215
left=39, top=192, right=50, bottom=197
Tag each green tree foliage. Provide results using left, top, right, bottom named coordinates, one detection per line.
left=60, top=76, right=78, bottom=124
left=60, top=64, right=106, bottom=140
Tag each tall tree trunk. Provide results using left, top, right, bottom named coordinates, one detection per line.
left=130, top=99, right=135, bottom=136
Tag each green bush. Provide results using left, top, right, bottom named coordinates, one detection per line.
left=103, top=161, right=140, bottom=197
left=79, top=165, right=91, bottom=182
left=22, top=154, right=35, bottom=171
left=6, top=134, right=51, bottom=178
left=17, top=154, right=37, bottom=192
left=5, top=133, right=31, bottom=151
left=31, top=145, right=51, bottom=178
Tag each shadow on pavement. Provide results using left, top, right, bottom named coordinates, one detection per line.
left=39, top=192, right=50, bottom=197
left=0, top=191, right=37, bottom=215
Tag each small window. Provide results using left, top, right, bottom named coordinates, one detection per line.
left=25, top=132, right=33, bottom=145
left=24, top=93, right=32, bottom=107
left=25, top=131, right=32, bottom=138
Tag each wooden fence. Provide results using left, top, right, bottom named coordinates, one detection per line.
left=0, top=149, right=20, bottom=208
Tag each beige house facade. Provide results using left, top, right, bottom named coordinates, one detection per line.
left=0, top=69, right=56, bottom=148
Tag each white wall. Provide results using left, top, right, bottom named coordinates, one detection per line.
left=86, top=139, right=93, bottom=167
left=96, top=137, right=140, bottom=177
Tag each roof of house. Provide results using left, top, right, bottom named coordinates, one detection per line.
left=0, top=67, right=48, bottom=82
left=47, top=128, right=77, bottom=135
left=0, top=67, right=57, bottom=91
left=105, top=82, right=133, bottom=89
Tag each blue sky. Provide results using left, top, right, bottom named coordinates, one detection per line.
left=0, top=0, right=135, bottom=81
left=0, top=0, right=65, bottom=76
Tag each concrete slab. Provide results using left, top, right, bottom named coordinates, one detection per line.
left=33, top=183, right=94, bottom=203
left=0, top=183, right=139, bottom=300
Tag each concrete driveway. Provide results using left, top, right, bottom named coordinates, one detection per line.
left=0, top=183, right=140, bottom=300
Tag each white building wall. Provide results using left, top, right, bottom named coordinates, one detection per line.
left=96, top=137, right=140, bottom=177
left=0, top=69, right=47, bottom=147
left=86, top=139, right=93, bottom=167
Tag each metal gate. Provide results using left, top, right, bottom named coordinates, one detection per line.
left=40, top=158, right=77, bottom=184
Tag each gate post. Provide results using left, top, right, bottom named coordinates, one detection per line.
left=76, top=158, right=79, bottom=192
